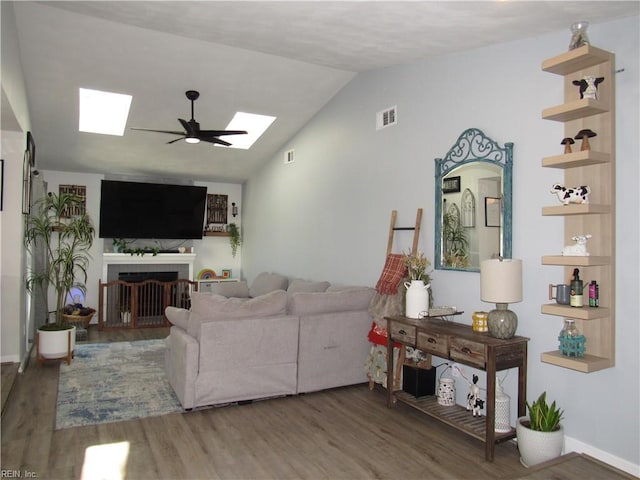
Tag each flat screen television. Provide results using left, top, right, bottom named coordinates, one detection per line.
left=99, top=180, right=207, bottom=239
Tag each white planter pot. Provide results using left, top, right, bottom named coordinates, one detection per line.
left=516, top=416, right=564, bottom=467
left=37, top=326, right=76, bottom=362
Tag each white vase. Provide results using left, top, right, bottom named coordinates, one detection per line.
left=516, top=416, right=564, bottom=467
left=404, top=280, right=430, bottom=319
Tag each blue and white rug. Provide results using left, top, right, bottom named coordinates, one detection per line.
left=56, top=339, right=183, bottom=429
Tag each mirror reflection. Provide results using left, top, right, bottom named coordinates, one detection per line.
left=434, top=128, right=513, bottom=272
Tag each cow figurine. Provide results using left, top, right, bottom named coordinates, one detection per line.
left=466, top=374, right=483, bottom=417
left=572, top=76, right=605, bottom=100
left=551, top=183, right=591, bottom=205
left=563, top=234, right=592, bottom=256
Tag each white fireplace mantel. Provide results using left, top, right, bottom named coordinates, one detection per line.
left=102, top=253, right=196, bottom=281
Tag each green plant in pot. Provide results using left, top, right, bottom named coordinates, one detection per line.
left=516, top=391, right=565, bottom=468
left=227, top=223, right=241, bottom=258
left=25, top=192, right=96, bottom=362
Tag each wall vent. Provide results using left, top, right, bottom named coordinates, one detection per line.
left=376, top=106, right=397, bottom=130
left=284, top=149, right=295, bottom=164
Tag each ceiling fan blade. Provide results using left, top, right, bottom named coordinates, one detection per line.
left=179, top=118, right=199, bottom=135
left=166, top=137, right=186, bottom=144
left=199, top=130, right=247, bottom=137
left=131, top=127, right=186, bottom=136
left=200, top=136, right=232, bottom=147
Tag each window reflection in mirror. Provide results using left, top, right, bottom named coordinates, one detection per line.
left=435, top=128, right=513, bottom=272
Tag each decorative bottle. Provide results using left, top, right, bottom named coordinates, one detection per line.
left=589, top=280, right=599, bottom=307
left=570, top=268, right=583, bottom=307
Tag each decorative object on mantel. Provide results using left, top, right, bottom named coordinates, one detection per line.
left=568, top=20, right=589, bottom=50
left=227, top=223, right=241, bottom=257
left=516, top=391, right=564, bottom=468
left=560, top=137, right=575, bottom=154
left=562, top=234, right=591, bottom=256
left=222, top=269, right=231, bottom=278
left=550, top=183, right=590, bottom=205
left=480, top=258, right=523, bottom=339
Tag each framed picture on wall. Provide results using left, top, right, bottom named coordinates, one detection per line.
left=442, top=175, right=461, bottom=194
left=485, top=197, right=501, bottom=227
left=22, top=149, right=31, bottom=214
left=206, top=194, right=228, bottom=225
left=0, top=159, right=4, bottom=211
left=26, top=131, right=36, bottom=167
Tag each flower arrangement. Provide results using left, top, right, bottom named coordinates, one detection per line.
left=404, top=251, right=432, bottom=282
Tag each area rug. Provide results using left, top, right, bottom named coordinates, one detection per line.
left=56, top=339, right=183, bottom=429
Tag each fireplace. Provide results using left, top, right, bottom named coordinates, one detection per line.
left=100, top=253, right=196, bottom=329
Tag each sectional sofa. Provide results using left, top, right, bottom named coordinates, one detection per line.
left=164, top=273, right=375, bottom=409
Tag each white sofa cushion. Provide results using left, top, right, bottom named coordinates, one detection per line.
left=165, top=306, right=191, bottom=330
left=249, top=272, right=289, bottom=298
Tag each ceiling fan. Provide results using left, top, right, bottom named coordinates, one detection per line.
left=131, top=90, right=247, bottom=146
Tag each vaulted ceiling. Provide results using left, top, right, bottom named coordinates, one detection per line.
left=7, top=1, right=639, bottom=183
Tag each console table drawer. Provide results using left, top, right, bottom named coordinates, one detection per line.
left=389, top=321, right=416, bottom=345
left=416, top=331, right=449, bottom=357
left=449, top=337, right=486, bottom=368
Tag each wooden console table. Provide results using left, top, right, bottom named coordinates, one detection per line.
left=385, top=315, right=529, bottom=461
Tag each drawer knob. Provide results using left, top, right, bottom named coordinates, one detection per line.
left=461, top=347, right=472, bottom=354
left=399, top=329, right=407, bottom=335
left=427, top=338, right=437, bottom=344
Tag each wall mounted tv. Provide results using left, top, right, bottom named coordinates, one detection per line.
left=99, top=180, right=207, bottom=239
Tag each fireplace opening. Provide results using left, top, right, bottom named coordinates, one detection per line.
left=117, top=271, right=179, bottom=326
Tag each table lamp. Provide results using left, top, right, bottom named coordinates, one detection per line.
left=480, top=258, right=523, bottom=339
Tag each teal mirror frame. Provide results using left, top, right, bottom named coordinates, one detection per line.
left=434, top=128, right=513, bottom=272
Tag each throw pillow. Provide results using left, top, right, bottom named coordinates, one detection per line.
left=191, top=290, right=287, bottom=320
left=206, top=280, right=250, bottom=298
left=287, top=278, right=331, bottom=294
left=249, top=272, right=289, bottom=298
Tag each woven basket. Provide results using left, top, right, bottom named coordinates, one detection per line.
left=61, top=308, right=96, bottom=328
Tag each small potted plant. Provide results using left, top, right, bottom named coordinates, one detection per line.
left=516, top=391, right=565, bottom=467
left=25, top=192, right=95, bottom=363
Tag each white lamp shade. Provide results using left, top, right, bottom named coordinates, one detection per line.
left=480, top=258, right=523, bottom=304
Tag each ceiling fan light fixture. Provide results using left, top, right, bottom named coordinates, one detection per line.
left=185, top=136, right=200, bottom=144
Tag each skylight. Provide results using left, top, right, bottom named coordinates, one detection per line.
left=79, top=88, right=132, bottom=136
left=222, top=112, right=276, bottom=149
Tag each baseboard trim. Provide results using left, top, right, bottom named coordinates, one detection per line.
left=565, top=435, right=640, bottom=477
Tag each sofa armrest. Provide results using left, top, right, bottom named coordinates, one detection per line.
left=288, top=287, right=375, bottom=316
left=165, top=326, right=199, bottom=409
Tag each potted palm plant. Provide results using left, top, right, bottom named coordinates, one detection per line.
left=25, top=192, right=96, bottom=363
left=516, top=391, right=565, bottom=467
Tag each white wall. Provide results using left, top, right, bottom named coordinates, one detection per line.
left=243, top=17, right=639, bottom=472
left=1, top=2, right=31, bottom=365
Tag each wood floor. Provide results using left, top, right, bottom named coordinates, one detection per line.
left=1, top=326, right=533, bottom=480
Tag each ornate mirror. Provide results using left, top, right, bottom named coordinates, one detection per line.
left=434, top=128, right=513, bottom=272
